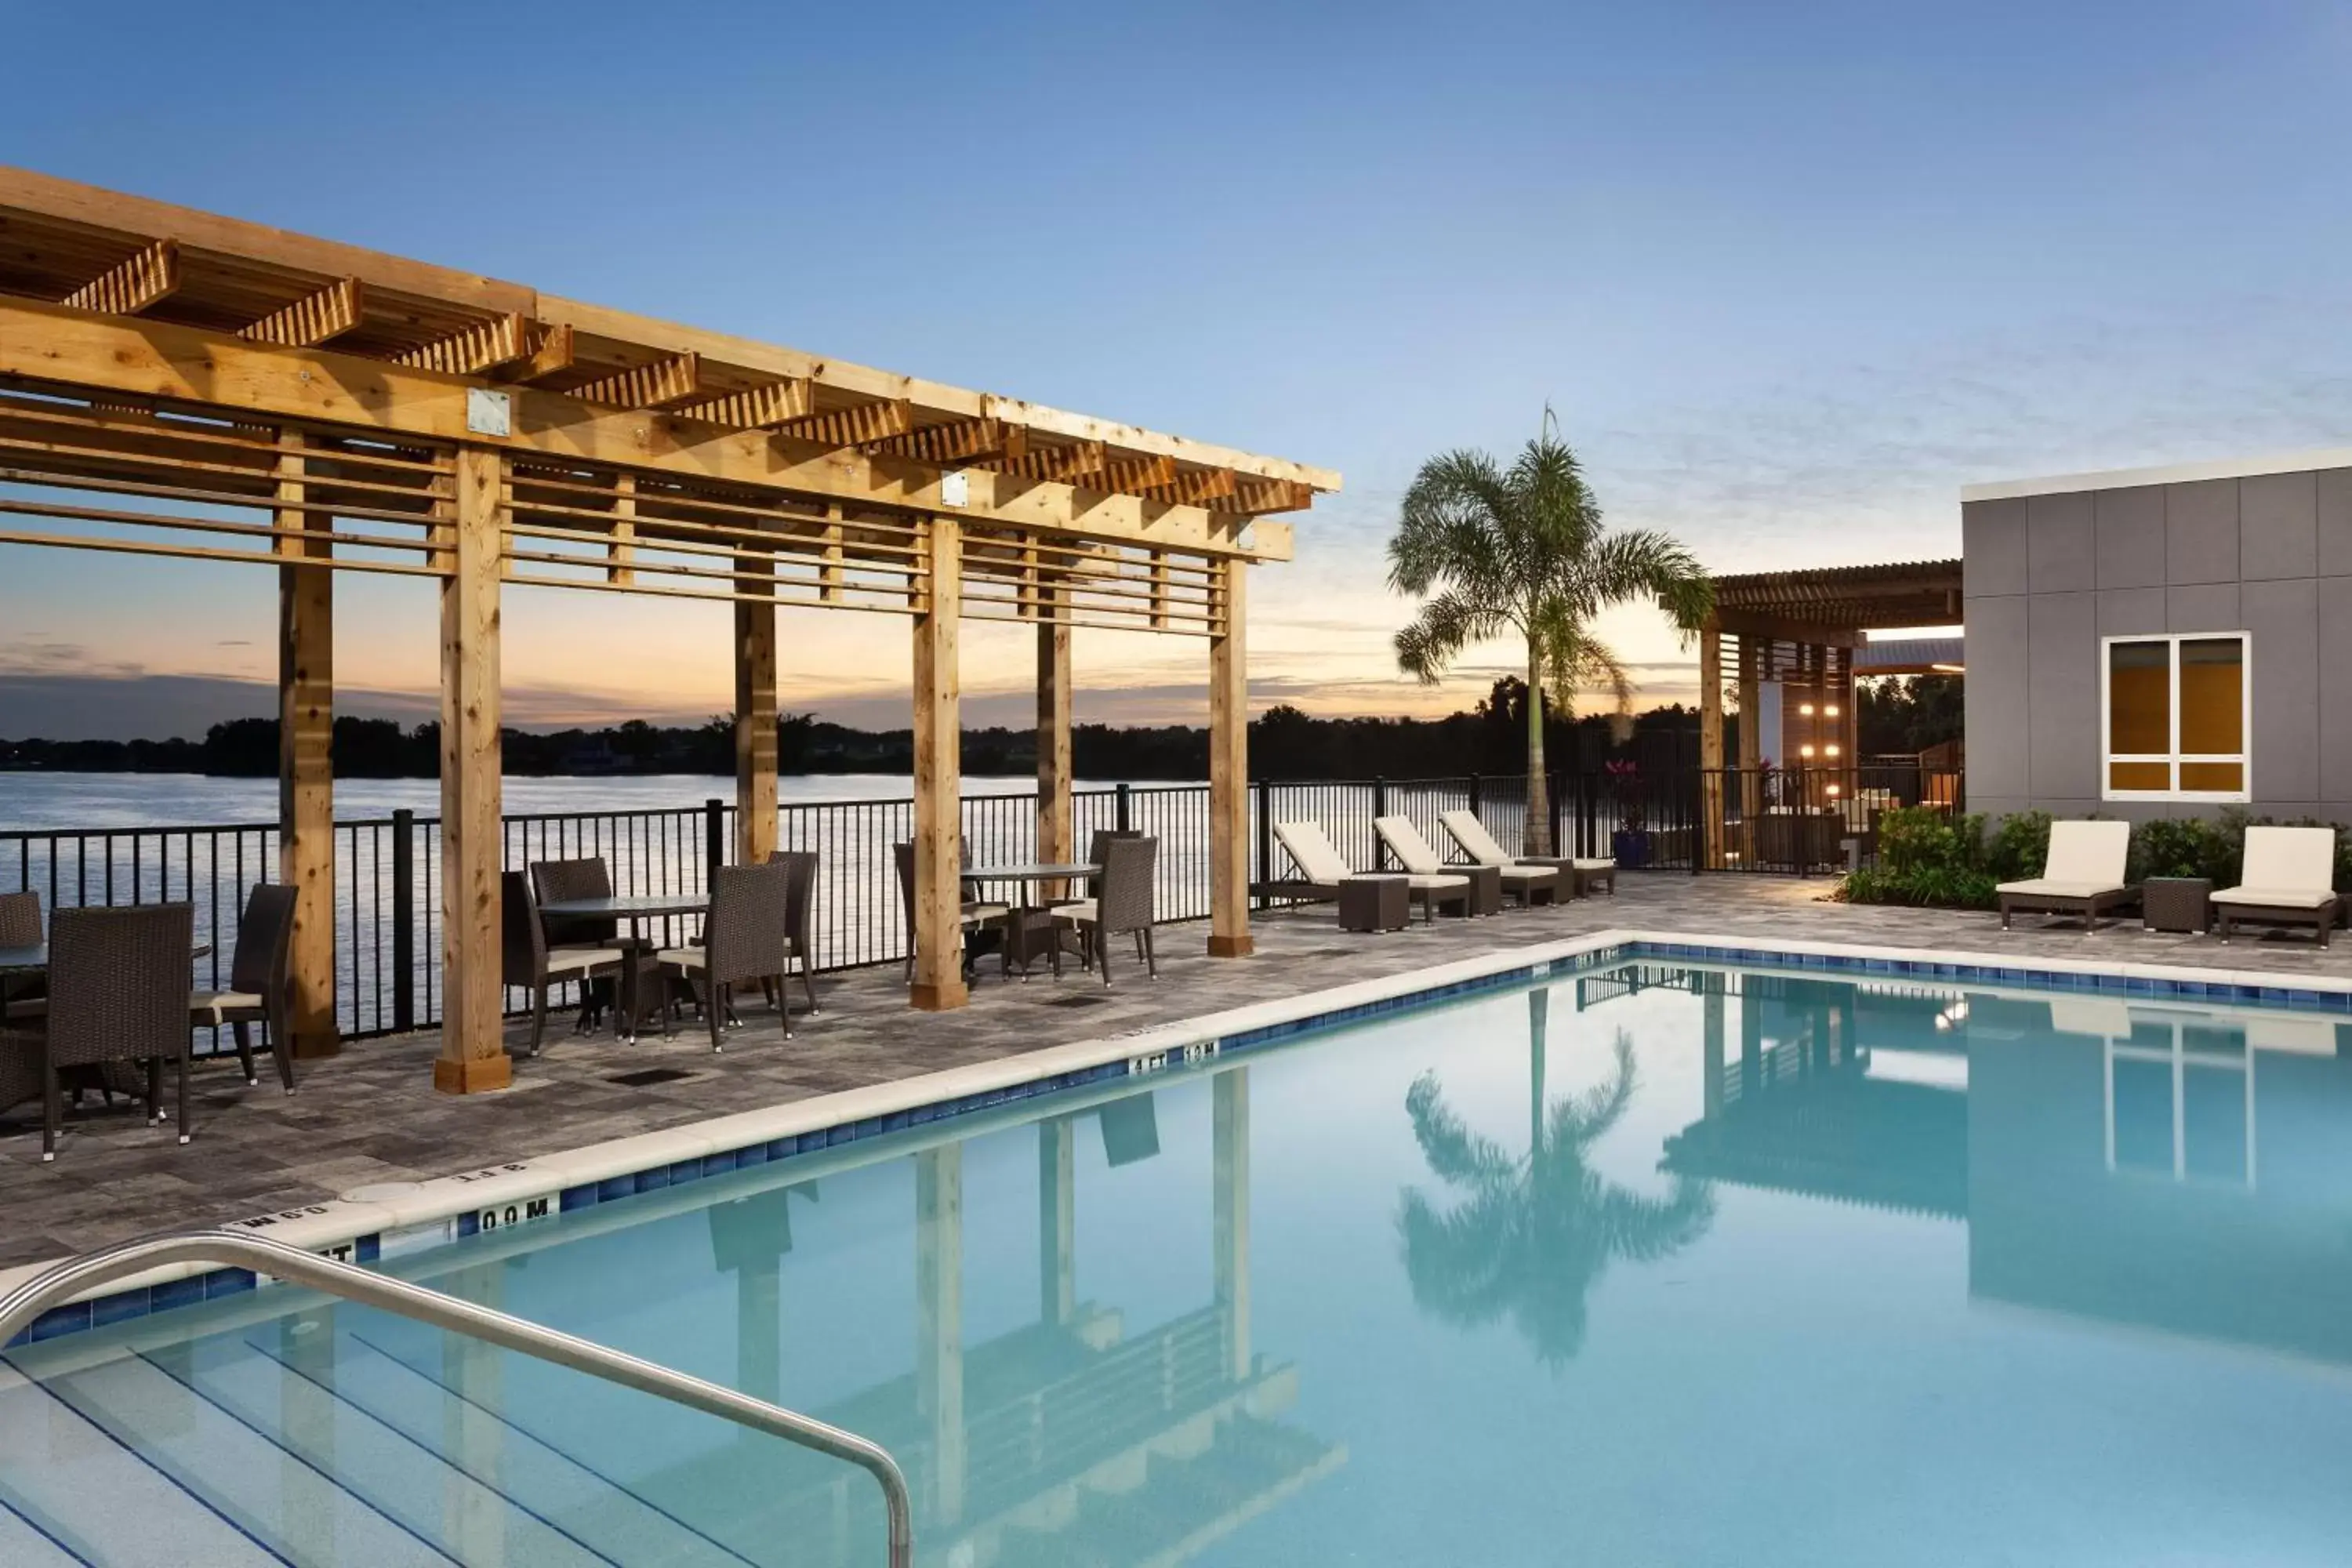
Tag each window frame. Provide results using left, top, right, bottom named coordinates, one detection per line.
left=2097, top=631, right=2252, bottom=804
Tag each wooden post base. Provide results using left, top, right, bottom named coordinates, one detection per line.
left=291, top=1033, right=343, bottom=1062
left=433, top=1053, right=513, bottom=1095
left=910, top=979, right=970, bottom=1012
left=1207, top=933, right=1255, bottom=959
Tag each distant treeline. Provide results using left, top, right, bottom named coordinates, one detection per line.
left=0, top=678, right=1721, bottom=782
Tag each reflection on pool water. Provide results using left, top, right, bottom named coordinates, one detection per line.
left=9, top=957, right=2352, bottom=1566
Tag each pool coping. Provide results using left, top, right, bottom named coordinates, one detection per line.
left=12, top=923, right=2352, bottom=1348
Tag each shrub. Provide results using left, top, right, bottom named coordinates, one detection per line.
left=2128, top=815, right=2236, bottom=884
left=1841, top=806, right=1997, bottom=909
left=1984, top=810, right=2052, bottom=884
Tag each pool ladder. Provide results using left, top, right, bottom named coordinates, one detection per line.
left=0, top=1228, right=915, bottom=1567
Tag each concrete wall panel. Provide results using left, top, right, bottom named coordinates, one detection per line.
left=2241, top=470, right=2318, bottom=581
left=2094, top=486, right=2165, bottom=590
left=2320, top=468, right=2352, bottom=577
left=2096, top=586, right=2167, bottom=638
left=2027, top=491, right=2095, bottom=592
left=1964, top=499, right=2028, bottom=598
left=2027, top=591, right=2098, bottom=800
left=2166, top=480, right=2240, bottom=586
left=2166, top=583, right=2240, bottom=633
left=1965, top=594, right=2031, bottom=797
left=2242, top=577, right=2317, bottom=804
left=2320, top=576, right=2352, bottom=800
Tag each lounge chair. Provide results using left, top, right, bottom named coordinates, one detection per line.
left=1272, top=819, right=1468, bottom=924
left=1996, top=819, right=2132, bottom=931
left=1377, top=815, right=1557, bottom=909
left=2215, top=826, right=2342, bottom=948
left=1436, top=809, right=1612, bottom=897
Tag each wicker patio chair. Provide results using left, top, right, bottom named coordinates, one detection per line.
left=0, top=890, right=41, bottom=1022
left=188, top=881, right=297, bottom=1091
left=2215, top=825, right=2343, bottom=947
left=501, top=872, right=625, bottom=1058
left=1044, top=829, right=1140, bottom=913
left=529, top=857, right=620, bottom=947
left=1996, top=819, right=2133, bottom=932
left=894, top=841, right=1009, bottom=982
left=657, top=861, right=795, bottom=1048
left=31, top=904, right=194, bottom=1160
left=764, top=849, right=822, bottom=1014
left=1054, top=835, right=1160, bottom=985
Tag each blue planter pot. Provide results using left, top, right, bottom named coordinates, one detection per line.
left=1613, top=829, right=1651, bottom=869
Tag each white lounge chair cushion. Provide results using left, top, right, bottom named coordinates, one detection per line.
left=1571, top=858, right=1614, bottom=873
left=2238, top=825, right=2338, bottom=895
left=6, top=996, right=48, bottom=1018
left=1404, top=873, right=1469, bottom=892
left=1272, top=820, right=1356, bottom=884
left=545, top=946, right=622, bottom=978
left=1373, top=815, right=1447, bottom=875
left=2212, top=885, right=2339, bottom=909
left=1996, top=879, right=2125, bottom=898
left=1497, top=866, right=1554, bottom=886
left=189, top=989, right=264, bottom=1022
left=1438, top=808, right=1515, bottom=868
left=2040, top=819, right=2130, bottom=887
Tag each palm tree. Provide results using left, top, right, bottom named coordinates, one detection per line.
left=1388, top=412, right=1711, bottom=855
left=1397, top=992, right=1715, bottom=1369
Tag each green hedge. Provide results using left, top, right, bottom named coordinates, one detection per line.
left=1838, top=806, right=2352, bottom=911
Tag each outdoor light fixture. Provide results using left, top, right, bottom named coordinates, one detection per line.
left=1824, top=704, right=1840, bottom=718
left=1800, top=744, right=1816, bottom=758
left=1798, top=702, right=1816, bottom=717
left=1828, top=783, right=1842, bottom=797
left=1826, top=745, right=1841, bottom=758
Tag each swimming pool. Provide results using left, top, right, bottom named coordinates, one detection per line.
left=9, top=950, right=2352, bottom=1566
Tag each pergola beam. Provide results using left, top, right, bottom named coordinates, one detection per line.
left=868, top=416, right=1025, bottom=467
left=0, top=299, right=1292, bottom=561
left=570, top=351, right=702, bottom=410
left=497, top=322, right=576, bottom=387
left=61, top=238, right=180, bottom=316
left=770, top=397, right=913, bottom=451
left=676, top=376, right=814, bottom=430
left=238, top=277, right=365, bottom=349
left=395, top=312, right=531, bottom=377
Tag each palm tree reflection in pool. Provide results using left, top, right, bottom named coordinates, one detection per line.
left=1399, top=990, right=1715, bottom=1368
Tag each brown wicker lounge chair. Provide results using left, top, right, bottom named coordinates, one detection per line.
left=188, top=881, right=297, bottom=1091
left=1384, top=814, right=1558, bottom=908
left=1437, top=809, right=1611, bottom=897
left=2215, top=826, right=2343, bottom=947
left=1272, top=819, right=1468, bottom=923
left=1996, top=819, right=2132, bottom=931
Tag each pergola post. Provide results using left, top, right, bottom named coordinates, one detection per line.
left=1736, top=633, right=1761, bottom=863
left=911, top=516, right=967, bottom=1011
left=1207, top=558, right=1252, bottom=958
left=1697, top=613, right=1724, bottom=872
left=1036, top=579, right=1073, bottom=872
left=274, top=429, right=339, bottom=1059
left=735, top=557, right=778, bottom=864
left=434, top=447, right=509, bottom=1095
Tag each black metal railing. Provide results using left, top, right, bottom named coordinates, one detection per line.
left=1, top=766, right=1962, bottom=1050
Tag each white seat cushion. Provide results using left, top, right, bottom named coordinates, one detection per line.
left=1054, top=898, right=1100, bottom=924
left=1405, top=873, right=1469, bottom=891
left=960, top=902, right=1010, bottom=924
left=1571, top=858, right=1614, bottom=873
left=7, top=996, right=49, bottom=1019
left=1373, top=815, right=1446, bottom=875
left=2212, top=885, right=2339, bottom=909
left=2238, top=826, right=2338, bottom=897
left=1997, top=878, right=2124, bottom=898
left=1496, top=866, right=1554, bottom=885
left=1273, top=820, right=1356, bottom=884
left=1438, top=808, right=1515, bottom=868
left=656, top=945, right=704, bottom=971
left=2041, top=820, right=2130, bottom=887
left=546, top=946, right=622, bottom=977
left=189, top=989, right=263, bottom=1023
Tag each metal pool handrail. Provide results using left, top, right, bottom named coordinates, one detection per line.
left=0, top=1228, right=914, bottom=1567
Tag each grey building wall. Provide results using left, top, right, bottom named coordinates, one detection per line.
left=1963, top=465, right=2352, bottom=825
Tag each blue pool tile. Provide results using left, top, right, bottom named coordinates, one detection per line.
left=699, top=1152, right=737, bottom=1179
left=89, top=1287, right=150, bottom=1329
left=561, top=1184, right=600, bottom=1213
left=24, top=1301, right=89, bottom=1341
left=456, top=1212, right=481, bottom=1237
left=668, top=1159, right=703, bottom=1186
left=153, top=1274, right=209, bottom=1314
left=205, top=1269, right=256, bottom=1300
left=634, top=1167, right=671, bottom=1194
left=735, top=1143, right=770, bottom=1166
left=355, top=1235, right=382, bottom=1265
left=597, top=1174, right=635, bottom=1203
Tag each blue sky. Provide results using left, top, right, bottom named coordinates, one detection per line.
left=4, top=1, right=2350, bottom=737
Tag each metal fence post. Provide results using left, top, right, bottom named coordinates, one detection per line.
left=1549, top=773, right=1565, bottom=859
left=391, top=808, right=415, bottom=1034
left=1115, top=782, right=1132, bottom=834
left=705, top=798, right=726, bottom=889
left=1371, top=775, right=1388, bottom=867
left=1254, top=778, right=1272, bottom=911
left=1468, top=772, right=1483, bottom=821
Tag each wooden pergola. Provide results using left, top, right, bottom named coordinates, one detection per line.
left=0, top=167, right=1338, bottom=1094
left=1696, top=559, right=1962, bottom=862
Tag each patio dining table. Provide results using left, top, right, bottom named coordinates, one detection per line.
left=0, top=942, right=212, bottom=973
left=961, top=862, right=1100, bottom=977
left=538, top=893, right=704, bottom=1043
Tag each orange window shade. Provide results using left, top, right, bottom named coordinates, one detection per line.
left=2109, top=760, right=2171, bottom=792
left=2178, top=638, right=2244, bottom=755
left=2107, top=641, right=2170, bottom=755
left=2179, top=760, right=2244, bottom=793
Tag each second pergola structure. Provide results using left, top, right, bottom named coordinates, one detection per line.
left=1697, top=560, right=1964, bottom=866
left=0, top=167, right=1338, bottom=1092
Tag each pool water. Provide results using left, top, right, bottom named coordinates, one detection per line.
left=9, top=959, right=2352, bottom=1566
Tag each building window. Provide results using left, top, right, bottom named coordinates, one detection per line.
left=2100, top=633, right=2249, bottom=800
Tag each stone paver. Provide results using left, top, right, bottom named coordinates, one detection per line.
left=4, top=875, right=2347, bottom=1268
